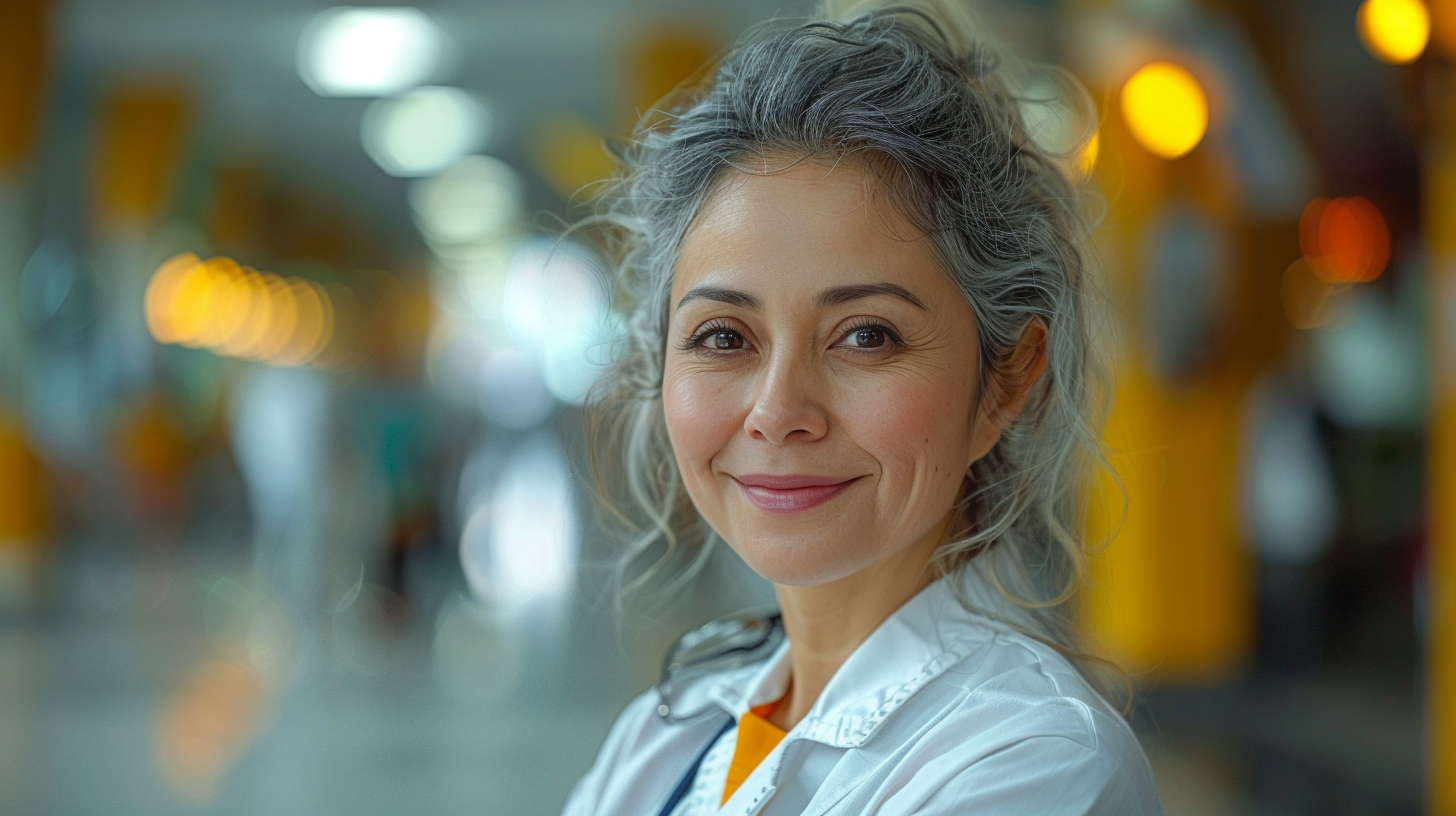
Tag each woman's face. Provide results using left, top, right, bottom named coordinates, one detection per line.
left=662, top=159, right=1014, bottom=587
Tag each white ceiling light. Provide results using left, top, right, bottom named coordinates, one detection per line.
left=459, top=435, right=577, bottom=610
left=362, top=87, right=488, bottom=177
left=502, top=238, right=614, bottom=405
left=298, top=7, right=443, bottom=97
left=409, top=155, right=520, bottom=244
left=502, top=239, right=603, bottom=351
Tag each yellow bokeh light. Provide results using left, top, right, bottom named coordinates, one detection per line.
left=145, top=253, right=342, bottom=369
left=216, top=269, right=270, bottom=358
left=1358, top=0, right=1431, bottom=64
left=169, top=261, right=219, bottom=348
left=253, top=276, right=299, bottom=362
left=194, top=258, right=250, bottom=350
left=1120, top=61, right=1209, bottom=160
left=274, top=280, right=330, bottom=366
left=145, top=253, right=203, bottom=344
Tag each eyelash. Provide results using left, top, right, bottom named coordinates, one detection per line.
left=678, top=318, right=903, bottom=355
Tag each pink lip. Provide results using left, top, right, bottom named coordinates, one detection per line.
left=732, top=474, right=861, bottom=514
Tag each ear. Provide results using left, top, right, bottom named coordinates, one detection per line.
left=965, top=318, right=1049, bottom=469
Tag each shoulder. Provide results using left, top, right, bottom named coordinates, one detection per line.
left=885, top=623, right=1162, bottom=814
left=932, top=620, right=1127, bottom=747
left=883, top=732, right=1163, bottom=815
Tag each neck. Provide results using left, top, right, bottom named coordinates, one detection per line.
left=765, top=525, right=945, bottom=732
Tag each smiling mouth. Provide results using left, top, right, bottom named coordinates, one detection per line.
left=731, top=475, right=861, bottom=514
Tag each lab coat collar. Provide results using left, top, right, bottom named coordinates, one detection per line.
left=701, top=570, right=1005, bottom=749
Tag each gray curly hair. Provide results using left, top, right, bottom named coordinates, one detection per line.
left=583, top=0, right=1117, bottom=697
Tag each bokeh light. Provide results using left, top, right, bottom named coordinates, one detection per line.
left=361, top=86, right=488, bottom=177
left=1120, top=61, right=1209, bottom=160
left=156, top=659, right=265, bottom=802
left=409, top=155, right=521, bottom=246
left=1311, top=287, right=1426, bottom=427
left=144, top=253, right=338, bottom=366
left=502, top=238, right=613, bottom=405
left=1299, top=196, right=1391, bottom=283
left=1242, top=380, right=1338, bottom=564
left=297, top=7, right=443, bottom=97
left=1357, top=0, right=1431, bottom=64
left=459, top=435, right=577, bottom=610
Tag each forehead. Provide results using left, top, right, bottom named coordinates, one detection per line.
left=672, top=159, right=947, bottom=302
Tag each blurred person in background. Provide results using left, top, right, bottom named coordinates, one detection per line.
left=567, top=1, right=1162, bottom=814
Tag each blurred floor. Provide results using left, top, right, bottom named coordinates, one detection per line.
left=0, top=530, right=649, bottom=816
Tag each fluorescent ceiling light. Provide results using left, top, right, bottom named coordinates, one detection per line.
left=298, top=7, right=443, bottom=97
left=362, top=86, right=488, bottom=177
left=409, top=155, right=520, bottom=244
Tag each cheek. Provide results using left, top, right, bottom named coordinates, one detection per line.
left=661, top=366, right=740, bottom=479
left=844, top=372, right=975, bottom=489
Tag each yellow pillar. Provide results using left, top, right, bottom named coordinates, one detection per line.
left=90, top=83, right=191, bottom=393
left=0, top=0, right=48, bottom=170
left=94, top=86, right=191, bottom=229
left=0, top=0, right=50, bottom=613
left=1425, top=62, right=1456, bottom=816
left=0, top=0, right=50, bottom=391
left=1081, top=81, right=1259, bottom=684
left=530, top=25, right=720, bottom=201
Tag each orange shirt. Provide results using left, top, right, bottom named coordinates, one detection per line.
left=721, top=700, right=788, bottom=805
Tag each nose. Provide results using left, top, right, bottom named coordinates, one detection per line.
left=742, top=352, right=829, bottom=445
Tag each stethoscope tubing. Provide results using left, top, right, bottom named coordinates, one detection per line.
left=654, top=715, right=737, bottom=816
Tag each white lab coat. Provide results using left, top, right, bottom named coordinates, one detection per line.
left=561, top=572, right=1165, bottom=816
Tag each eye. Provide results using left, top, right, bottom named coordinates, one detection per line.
left=679, top=320, right=751, bottom=353
left=702, top=329, right=746, bottom=350
left=836, top=320, right=900, bottom=352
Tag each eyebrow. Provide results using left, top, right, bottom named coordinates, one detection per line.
left=817, top=283, right=928, bottom=311
left=676, top=282, right=927, bottom=312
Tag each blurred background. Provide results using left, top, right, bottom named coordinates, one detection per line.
left=0, top=0, right=1449, bottom=813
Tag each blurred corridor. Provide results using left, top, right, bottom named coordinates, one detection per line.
left=0, top=0, right=1448, bottom=814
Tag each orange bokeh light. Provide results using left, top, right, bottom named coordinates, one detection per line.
left=1298, top=196, right=1391, bottom=283
left=144, top=253, right=339, bottom=367
left=156, top=658, right=264, bottom=801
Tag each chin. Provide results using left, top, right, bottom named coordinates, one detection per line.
left=724, top=526, right=873, bottom=587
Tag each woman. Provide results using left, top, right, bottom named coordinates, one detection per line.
left=565, top=1, right=1165, bottom=813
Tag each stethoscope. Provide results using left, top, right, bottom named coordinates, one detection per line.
left=653, top=714, right=737, bottom=816
left=651, top=609, right=783, bottom=816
